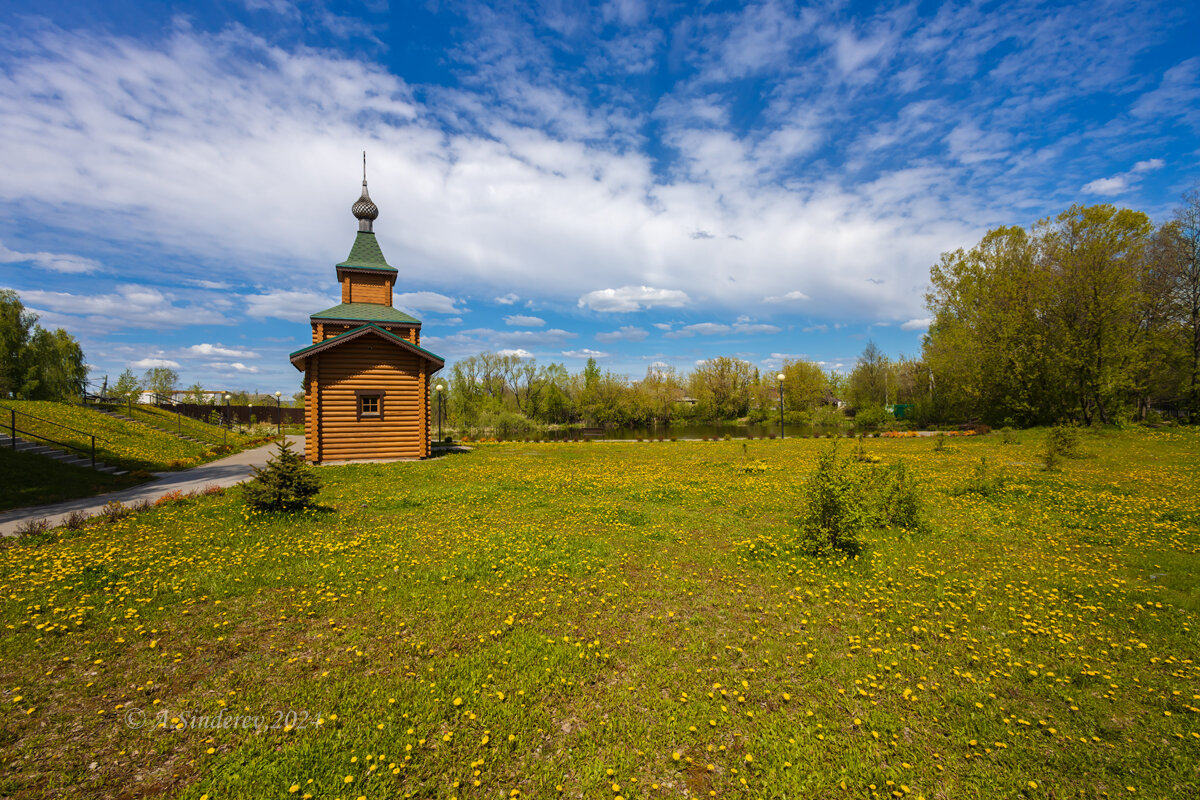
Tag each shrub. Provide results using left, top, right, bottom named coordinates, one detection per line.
left=15, top=517, right=50, bottom=537
left=853, top=404, right=892, bottom=430
left=796, top=443, right=866, bottom=556
left=155, top=490, right=187, bottom=506
left=1000, top=426, right=1019, bottom=445
left=957, top=456, right=1008, bottom=496
left=62, top=509, right=90, bottom=530
left=851, top=436, right=881, bottom=463
left=871, top=460, right=929, bottom=534
left=933, top=431, right=947, bottom=452
left=243, top=439, right=321, bottom=511
left=1046, top=424, right=1081, bottom=459
left=100, top=501, right=131, bottom=522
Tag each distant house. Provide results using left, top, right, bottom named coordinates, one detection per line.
left=289, top=161, right=445, bottom=462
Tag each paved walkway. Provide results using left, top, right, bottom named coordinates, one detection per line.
left=0, top=435, right=304, bottom=537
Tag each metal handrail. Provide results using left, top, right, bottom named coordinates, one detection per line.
left=0, top=404, right=110, bottom=443
left=5, top=410, right=97, bottom=469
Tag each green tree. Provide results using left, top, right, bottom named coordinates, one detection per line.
left=113, top=369, right=140, bottom=401
left=0, top=289, right=36, bottom=398
left=847, top=341, right=889, bottom=409
left=635, top=364, right=684, bottom=425
left=924, top=225, right=1059, bottom=425
left=20, top=327, right=88, bottom=400
left=1171, top=189, right=1200, bottom=421
left=142, top=367, right=179, bottom=398
left=243, top=439, right=321, bottom=511
left=780, top=359, right=830, bottom=411
left=1040, top=204, right=1153, bottom=423
left=0, top=289, right=87, bottom=401
left=689, top=357, right=755, bottom=420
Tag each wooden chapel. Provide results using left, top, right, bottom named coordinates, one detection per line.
left=289, top=158, right=445, bottom=462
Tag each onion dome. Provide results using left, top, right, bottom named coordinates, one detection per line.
left=352, top=151, right=379, bottom=231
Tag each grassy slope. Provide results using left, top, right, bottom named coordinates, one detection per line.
left=0, top=429, right=1196, bottom=799
left=0, top=401, right=257, bottom=472
left=104, top=404, right=253, bottom=448
left=0, top=447, right=144, bottom=512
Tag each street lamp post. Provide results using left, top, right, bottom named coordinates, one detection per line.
left=223, top=392, right=230, bottom=445
left=275, top=391, right=282, bottom=438
left=435, top=383, right=445, bottom=443
left=776, top=372, right=785, bottom=439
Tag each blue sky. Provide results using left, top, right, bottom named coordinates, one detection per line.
left=1, top=0, right=1197, bottom=395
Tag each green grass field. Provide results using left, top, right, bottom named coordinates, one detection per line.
left=0, top=429, right=1197, bottom=799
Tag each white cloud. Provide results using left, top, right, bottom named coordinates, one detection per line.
left=131, top=358, right=180, bottom=369
left=1083, top=159, right=1165, bottom=197
left=1081, top=176, right=1128, bottom=196
left=0, top=10, right=1176, bottom=333
left=900, top=317, right=931, bottom=331
left=496, top=348, right=532, bottom=358
left=665, top=322, right=730, bottom=338
left=187, top=343, right=257, bottom=358
left=596, top=325, right=648, bottom=342
left=504, top=314, right=545, bottom=327
left=394, top=291, right=466, bottom=315
left=0, top=241, right=100, bottom=274
left=244, top=289, right=331, bottom=322
left=423, top=326, right=577, bottom=358
left=763, top=290, right=809, bottom=304
left=578, top=286, right=691, bottom=312
left=207, top=361, right=260, bottom=373
left=563, top=348, right=609, bottom=358
left=663, top=320, right=781, bottom=338
left=733, top=322, right=782, bottom=335
left=18, top=285, right=233, bottom=330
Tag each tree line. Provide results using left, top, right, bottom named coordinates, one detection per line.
left=435, top=345, right=931, bottom=433
left=923, top=197, right=1199, bottom=425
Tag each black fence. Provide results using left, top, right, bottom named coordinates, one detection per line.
left=171, top=403, right=306, bottom=426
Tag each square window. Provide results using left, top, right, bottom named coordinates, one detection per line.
left=360, top=395, right=380, bottom=415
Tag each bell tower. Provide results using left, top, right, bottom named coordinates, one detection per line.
left=336, top=152, right=398, bottom=307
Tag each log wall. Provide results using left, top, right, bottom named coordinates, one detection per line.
left=341, top=272, right=394, bottom=305
left=310, top=337, right=428, bottom=461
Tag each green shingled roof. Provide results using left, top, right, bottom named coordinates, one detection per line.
left=311, top=303, right=421, bottom=324
left=336, top=231, right=396, bottom=272
left=289, top=323, right=444, bottom=367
